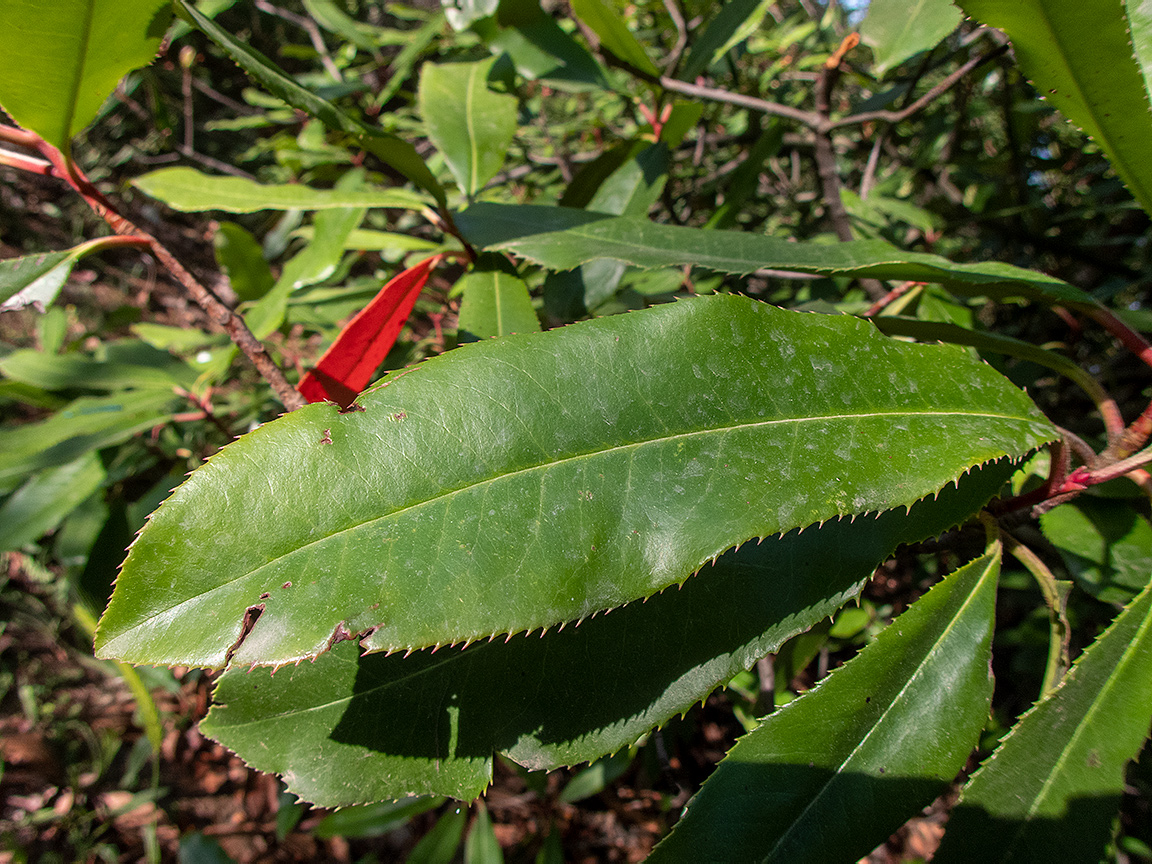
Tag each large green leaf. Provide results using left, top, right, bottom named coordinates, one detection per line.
left=0, top=0, right=170, bottom=152
left=95, top=294, right=1053, bottom=670
left=477, top=6, right=609, bottom=91
left=860, top=0, right=962, bottom=77
left=454, top=203, right=1098, bottom=309
left=200, top=461, right=1011, bottom=806
left=174, top=0, right=445, bottom=205
left=132, top=167, right=428, bottom=213
left=649, top=547, right=1001, bottom=863
left=935, top=579, right=1152, bottom=862
left=957, top=0, right=1152, bottom=219
left=418, top=59, right=520, bottom=198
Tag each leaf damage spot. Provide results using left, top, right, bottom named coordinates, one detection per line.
left=320, top=429, right=332, bottom=445
left=281, top=581, right=292, bottom=589
left=339, top=403, right=366, bottom=414
left=225, top=604, right=265, bottom=666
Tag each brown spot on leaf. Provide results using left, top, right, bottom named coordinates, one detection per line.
left=320, top=429, right=332, bottom=445
left=339, top=403, right=366, bottom=414
left=281, top=581, right=292, bottom=589
left=259, top=592, right=270, bottom=600
left=224, top=604, right=265, bottom=666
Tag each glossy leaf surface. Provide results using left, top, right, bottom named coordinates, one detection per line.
left=957, top=0, right=1152, bottom=218
left=0, top=0, right=170, bottom=151
left=0, top=252, right=74, bottom=307
left=936, top=579, right=1152, bottom=862
left=455, top=204, right=1096, bottom=308
left=202, top=463, right=1011, bottom=805
left=860, top=0, right=962, bottom=77
left=418, top=59, right=519, bottom=197
left=97, top=294, right=1052, bottom=671
left=649, top=548, right=1000, bottom=863
left=0, top=453, right=106, bottom=551
left=1041, top=497, right=1152, bottom=604
left=133, top=167, right=428, bottom=213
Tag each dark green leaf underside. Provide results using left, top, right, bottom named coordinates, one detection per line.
left=455, top=203, right=1095, bottom=308
left=202, top=462, right=1012, bottom=805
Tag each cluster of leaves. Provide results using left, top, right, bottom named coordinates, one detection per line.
left=3, top=0, right=1152, bottom=860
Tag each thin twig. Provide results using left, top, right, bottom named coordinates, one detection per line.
left=662, top=0, right=689, bottom=73
left=822, top=44, right=1009, bottom=133
left=1001, top=528, right=1072, bottom=697
left=655, top=75, right=823, bottom=127
left=6, top=127, right=306, bottom=411
left=254, top=0, right=343, bottom=81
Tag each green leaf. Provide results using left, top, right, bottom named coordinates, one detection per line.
left=478, top=8, right=609, bottom=91
left=406, top=807, right=468, bottom=864
left=0, top=390, right=175, bottom=494
left=464, top=802, right=503, bottom=864
left=174, top=0, right=445, bottom=205
left=570, top=0, right=659, bottom=77
left=649, top=547, right=1001, bottom=863
left=0, top=453, right=106, bottom=551
left=133, top=167, right=428, bottom=213
left=1040, top=497, right=1152, bottom=605
left=680, top=0, right=775, bottom=81
left=1, top=252, right=74, bottom=308
left=935, top=579, right=1152, bottom=862
left=313, top=797, right=443, bottom=838
left=0, top=0, right=170, bottom=152
left=457, top=256, right=540, bottom=341
left=418, top=59, right=520, bottom=197
left=456, top=203, right=1099, bottom=309
left=214, top=223, right=274, bottom=302
left=956, top=0, right=1152, bottom=219
left=96, top=294, right=1052, bottom=671
left=199, top=460, right=1011, bottom=805
left=0, top=347, right=198, bottom=392
left=558, top=749, right=633, bottom=803
left=860, top=0, right=962, bottom=77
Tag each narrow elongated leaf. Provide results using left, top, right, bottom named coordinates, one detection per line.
left=0, top=0, right=170, bottom=151
left=1, top=252, right=74, bottom=307
left=456, top=203, right=1098, bottom=308
left=649, top=547, right=1001, bottom=864
left=418, top=59, right=520, bottom=197
left=201, top=461, right=1013, bottom=806
left=570, top=0, right=659, bottom=76
left=936, top=579, right=1152, bottom=862
left=96, top=294, right=1053, bottom=670
left=0, top=453, right=106, bottom=551
left=957, top=0, right=1152, bottom=218
left=860, top=0, right=962, bottom=77
left=0, top=390, right=175, bottom=493
left=406, top=807, right=468, bottom=864
left=133, top=167, right=428, bottom=213
left=465, top=802, right=503, bottom=864
left=2, top=236, right=145, bottom=309
left=456, top=257, right=540, bottom=342
left=0, top=348, right=197, bottom=392
left=298, top=256, right=439, bottom=406
left=175, top=0, right=444, bottom=205
left=680, top=0, right=774, bottom=81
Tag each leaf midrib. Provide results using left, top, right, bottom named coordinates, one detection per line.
left=118, top=407, right=1040, bottom=641
left=996, top=588, right=1152, bottom=857
left=763, top=552, right=996, bottom=861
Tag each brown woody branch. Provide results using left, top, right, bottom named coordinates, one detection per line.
left=1, top=124, right=306, bottom=412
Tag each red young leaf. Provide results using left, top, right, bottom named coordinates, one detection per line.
left=298, top=255, right=441, bottom=407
